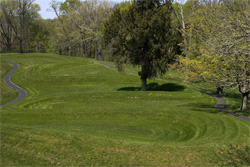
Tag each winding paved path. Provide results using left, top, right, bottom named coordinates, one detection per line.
left=0, top=61, right=27, bottom=107
left=198, top=89, right=250, bottom=122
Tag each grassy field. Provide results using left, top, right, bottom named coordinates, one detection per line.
left=0, top=53, right=249, bottom=166
left=97, top=60, right=250, bottom=117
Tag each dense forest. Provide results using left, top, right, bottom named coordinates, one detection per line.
left=0, top=0, right=249, bottom=110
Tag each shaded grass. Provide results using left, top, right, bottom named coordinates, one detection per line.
left=118, top=82, right=185, bottom=91
left=0, top=53, right=249, bottom=166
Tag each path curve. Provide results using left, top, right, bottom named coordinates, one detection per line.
left=198, top=89, right=250, bottom=122
left=0, top=61, right=27, bottom=107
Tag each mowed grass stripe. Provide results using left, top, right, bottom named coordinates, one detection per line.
left=1, top=53, right=249, bottom=166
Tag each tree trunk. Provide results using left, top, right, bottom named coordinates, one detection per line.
left=140, top=62, right=147, bottom=91
left=69, top=41, right=72, bottom=56
left=89, top=40, right=92, bottom=58
left=7, top=26, right=12, bottom=51
left=77, top=42, right=80, bottom=57
left=84, top=42, right=87, bottom=58
left=82, top=39, right=86, bottom=58
left=141, top=77, right=147, bottom=91
left=95, top=40, right=98, bottom=60
left=20, top=38, right=23, bottom=53
left=7, top=41, right=11, bottom=52
left=59, top=48, right=62, bottom=55
left=240, top=92, right=249, bottom=110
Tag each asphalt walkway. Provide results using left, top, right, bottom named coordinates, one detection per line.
left=0, top=61, right=27, bottom=107
left=198, top=89, right=250, bottom=122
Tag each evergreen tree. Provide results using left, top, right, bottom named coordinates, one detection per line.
left=105, top=0, right=174, bottom=91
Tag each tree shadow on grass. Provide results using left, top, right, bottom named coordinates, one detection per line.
left=182, top=103, right=220, bottom=114
left=117, top=82, right=186, bottom=92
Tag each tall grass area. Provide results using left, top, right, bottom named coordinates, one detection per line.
left=1, top=53, right=249, bottom=166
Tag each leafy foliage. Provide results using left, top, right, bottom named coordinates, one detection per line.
left=0, top=0, right=43, bottom=53
left=104, top=0, right=175, bottom=90
left=178, top=0, right=250, bottom=109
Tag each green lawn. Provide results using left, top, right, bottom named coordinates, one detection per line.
left=1, top=53, right=249, bottom=166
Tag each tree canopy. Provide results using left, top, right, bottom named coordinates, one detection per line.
left=178, top=0, right=250, bottom=110
left=0, top=0, right=43, bottom=53
left=104, top=0, right=174, bottom=91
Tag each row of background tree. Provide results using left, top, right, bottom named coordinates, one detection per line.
left=0, top=0, right=181, bottom=59
left=0, top=0, right=182, bottom=59
left=0, top=0, right=109, bottom=59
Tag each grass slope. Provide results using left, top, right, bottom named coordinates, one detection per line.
left=1, top=53, right=250, bottom=166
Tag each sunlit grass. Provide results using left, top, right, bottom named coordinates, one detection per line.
left=1, top=53, right=249, bottom=166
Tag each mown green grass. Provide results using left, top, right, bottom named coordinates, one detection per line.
left=99, top=60, right=250, bottom=117
left=1, top=53, right=249, bottom=166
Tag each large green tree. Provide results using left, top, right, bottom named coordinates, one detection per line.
left=105, top=0, right=174, bottom=91
left=180, top=0, right=250, bottom=110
